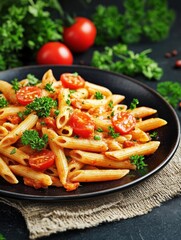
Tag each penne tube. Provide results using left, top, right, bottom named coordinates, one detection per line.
left=0, top=113, right=38, bottom=147
left=0, top=126, right=9, bottom=139
left=109, top=94, right=125, bottom=105
left=0, top=146, right=29, bottom=165
left=69, top=88, right=89, bottom=99
left=130, top=106, right=157, bottom=118
left=69, top=169, right=130, bottom=182
left=56, top=125, right=73, bottom=136
left=0, top=106, right=25, bottom=120
left=0, top=80, right=17, bottom=104
left=136, top=118, right=167, bottom=132
left=0, top=157, right=18, bottom=184
left=68, top=160, right=84, bottom=172
left=53, top=136, right=108, bottom=152
left=69, top=150, right=136, bottom=169
left=42, top=128, right=69, bottom=186
left=71, top=98, right=109, bottom=109
left=85, top=81, right=112, bottom=97
left=41, top=69, right=57, bottom=87
left=105, top=141, right=160, bottom=161
left=131, top=128, right=150, bottom=142
left=10, top=165, right=52, bottom=188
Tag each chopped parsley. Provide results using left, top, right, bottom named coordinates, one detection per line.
left=23, top=97, right=57, bottom=118
left=130, top=155, right=147, bottom=169
left=44, top=83, right=55, bottom=93
left=0, top=96, right=8, bottom=108
left=11, top=78, right=20, bottom=92
left=96, top=127, right=103, bottom=132
left=94, top=91, right=104, bottom=99
left=150, top=131, right=158, bottom=140
left=130, top=98, right=139, bottom=110
left=27, top=74, right=39, bottom=85
left=21, top=130, right=48, bottom=151
left=10, top=148, right=16, bottom=155
left=108, top=126, right=120, bottom=138
left=108, top=100, right=114, bottom=109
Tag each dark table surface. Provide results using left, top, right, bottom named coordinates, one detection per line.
left=0, top=1, right=181, bottom=239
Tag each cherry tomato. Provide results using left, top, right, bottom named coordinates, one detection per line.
left=112, top=112, right=136, bottom=135
left=63, top=17, right=97, bottom=53
left=29, top=149, right=55, bottom=171
left=60, top=73, right=85, bottom=89
left=69, top=110, right=95, bottom=138
left=16, top=86, right=42, bottom=106
left=36, top=42, right=73, bottom=65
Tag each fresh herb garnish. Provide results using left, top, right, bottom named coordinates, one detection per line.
left=92, top=44, right=163, bottom=80
left=44, top=83, right=55, bottom=93
left=108, top=100, right=114, bottom=109
left=96, top=127, right=103, bottom=132
left=130, top=98, right=139, bottom=110
left=94, top=91, right=104, bottom=100
left=0, top=96, right=8, bottom=108
left=27, top=74, right=39, bottom=86
left=92, top=1, right=175, bottom=45
left=21, top=129, right=48, bottom=151
left=10, top=148, right=16, bottom=155
left=150, top=131, right=158, bottom=140
left=157, top=81, right=181, bottom=108
left=130, top=155, right=147, bottom=169
left=11, top=78, right=20, bottom=92
left=108, top=126, right=120, bottom=138
left=24, top=97, right=57, bottom=118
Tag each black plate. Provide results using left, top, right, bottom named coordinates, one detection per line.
left=0, top=65, right=180, bottom=201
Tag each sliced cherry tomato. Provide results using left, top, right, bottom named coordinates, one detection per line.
left=69, top=110, right=95, bottom=138
left=112, top=112, right=136, bottom=135
left=36, top=42, right=73, bottom=65
left=7, top=114, right=22, bottom=124
left=29, top=149, right=55, bottom=171
left=16, top=86, right=42, bottom=106
left=63, top=17, right=97, bottom=53
left=60, top=73, right=85, bottom=89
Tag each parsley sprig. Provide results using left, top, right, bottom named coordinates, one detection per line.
left=92, top=1, right=175, bottom=45
left=21, top=130, right=48, bottom=151
left=92, top=44, right=163, bottom=80
left=108, top=126, right=120, bottom=138
left=19, top=97, right=57, bottom=118
left=130, top=155, right=147, bottom=169
left=0, top=96, right=8, bottom=108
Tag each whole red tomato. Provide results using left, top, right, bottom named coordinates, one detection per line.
left=36, top=42, right=73, bottom=65
left=63, top=17, right=97, bottom=53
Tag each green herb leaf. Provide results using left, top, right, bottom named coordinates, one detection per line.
left=0, top=96, right=8, bottom=108
left=130, top=98, right=139, bottom=110
left=21, top=129, right=48, bottom=151
left=108, top=126, right=120, bottom=138
left=130, top=155, right=147, bottom=169
left=94, top=91, right=104, bottom=100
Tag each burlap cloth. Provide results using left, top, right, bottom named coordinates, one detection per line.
left=0, top=141, right=181, bottom=239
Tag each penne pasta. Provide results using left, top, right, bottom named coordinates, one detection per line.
left=53, top=135, right=108, bottom=152
left=0, top=69, right=167, bottom=191
left=69, top=169, right=130, bottom=182
left=105, top=141, right=160, bottom=161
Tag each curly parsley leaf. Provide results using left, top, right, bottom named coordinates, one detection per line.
left=91, top=44, right=163, bottom=80
left=130, top=98, right=139, bottom=110
left=157, top=81, right=181, bottom=108
left=130, top=155, right=147, bottom=169
left=21, top=129, right=48, bottom=151
left=24, top=97, right=57, bottom=118
left=0, top=96, right=8, bottom=108
left=92, top=0, right=175, bottom=45
left=108, top=126, right=120, bottom=138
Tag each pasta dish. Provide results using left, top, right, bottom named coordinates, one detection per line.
left=0, top=69, right=167, bottom=191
